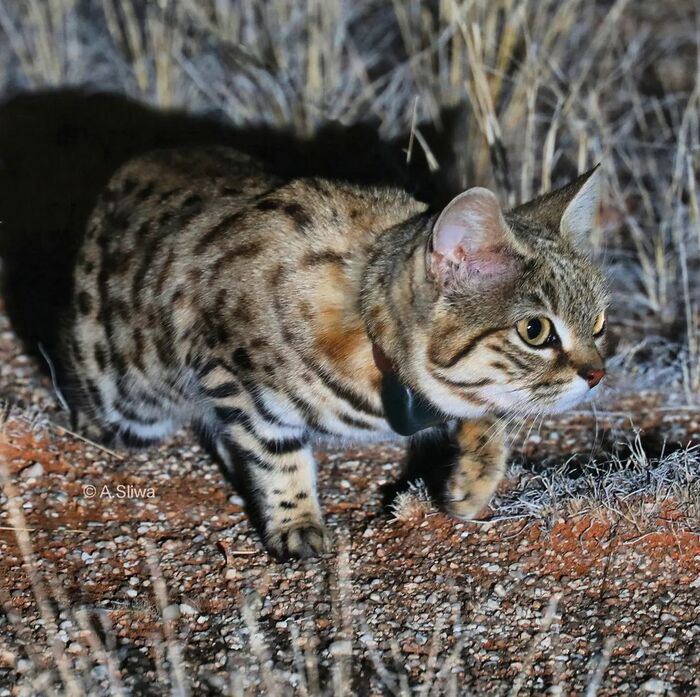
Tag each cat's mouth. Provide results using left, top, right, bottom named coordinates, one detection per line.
left=479, top=377, right=596, bottom=417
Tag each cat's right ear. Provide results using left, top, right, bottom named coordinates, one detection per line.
left=428, top=187, right=521, bottom=291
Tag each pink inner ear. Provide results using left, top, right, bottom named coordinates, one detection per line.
left=433, top=223, right=467, bottom=260
left=429, top=249, right=519, bottom=288
left=430, top=187, right=518, bottom=287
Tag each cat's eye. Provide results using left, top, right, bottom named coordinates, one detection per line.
left=516, top=317, right=555, bottom=347
left=593, top=312, right=606, bottom=336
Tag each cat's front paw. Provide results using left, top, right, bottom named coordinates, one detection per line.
left=443, top=496, right=486, bottom=521
left=265, top=521, right=330, bottom=560
left=442, top=465, right=497, bottom=521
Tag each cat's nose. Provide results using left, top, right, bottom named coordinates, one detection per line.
left=580, top=366, right=605, bottom=388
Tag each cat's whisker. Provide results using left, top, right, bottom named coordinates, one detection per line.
left=478, top=398, right=531, bottom=452
left=475, top=415, right=513, bottom=454
left=521, top=408, right=544, bottom=448
left=477, top=401, right=526, bottom=445
left=508, top=404, right=539, bottom=449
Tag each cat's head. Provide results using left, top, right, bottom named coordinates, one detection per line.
left=416, top=167, right=609, bottom=418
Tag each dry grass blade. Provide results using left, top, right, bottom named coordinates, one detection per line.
left=508, top=594, right=561, bottom=697
left=0, top=0, right=698, bottom=694
left=144, top=540, right=191, bottom=697
left=0, top=447, right=84, bottom=696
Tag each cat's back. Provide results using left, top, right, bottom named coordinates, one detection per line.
left=83, top=144, right=426, bottom=285
left=88, top=145, right=282, bottom=244
left=64, top=144, right=428, bottom=445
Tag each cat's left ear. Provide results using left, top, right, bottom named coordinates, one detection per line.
left=560, top=166, right=602, bottom=243
left=514, top=166, right=602, bottom=246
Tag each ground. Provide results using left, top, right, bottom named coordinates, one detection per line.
left=0, top=0, right=699, bottom=695
left=0, top=300, right=698, bottom=695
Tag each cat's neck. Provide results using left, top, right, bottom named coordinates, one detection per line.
left=360, top=210, right=438, bottom=379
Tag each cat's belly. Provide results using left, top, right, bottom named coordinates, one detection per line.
left=253, top=383, right=399, bottom=444
left=313, top=415, right=402, bottom=445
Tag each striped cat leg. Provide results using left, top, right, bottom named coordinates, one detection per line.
left=254, top=446, right=329, bottom=560
left=215, top=414, right=328, bottom=559
left=443, top=418, right=507, bottom=520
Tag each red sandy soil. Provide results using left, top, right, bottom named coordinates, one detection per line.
left=0, top=408, right=698, bottom=696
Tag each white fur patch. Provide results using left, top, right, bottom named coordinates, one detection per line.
left=548, top=376, right=592, bottom=413
left=551, top=315, right=574, bottom=351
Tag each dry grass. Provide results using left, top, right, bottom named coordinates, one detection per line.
left=0, top=461, right=619, bottom=697
left=0, top=1, right=699, bottom=695
left=495, top=436, right=700, bottom=532
left=0, top=1, right=697, bottom=391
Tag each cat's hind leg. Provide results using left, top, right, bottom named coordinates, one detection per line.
left=211, top=410, right=328, bottom=559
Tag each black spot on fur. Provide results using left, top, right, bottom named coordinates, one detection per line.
left=232, top=347, right=253, bottom=371
left=158, top=211, right=174, bottom=228
left=105, top=207, right=130, bottom=230
left=194, top=212, right=244, bottom=253
left=304, top=250, right=345, bottom=266
left=154, top=246, right=175, bottom=296
left=76, top=291, right=92, bottom=315
left=122, top=178, right=138, bottom=195
left=93, top=343, right=106, bottom=371
left=158, top=188, right=179, bottom=202
left=179, top=195, right=205, bottom=225
left=136, top=181, right=156, bottom=200
left=209, top=242, right=263, bottom=279
left=202, top=310, right=230, bottom=347
left=256, top=199, right=281, bottom=211
left=232, top=296, right=253, bottom=324
left=132, top=328, right=146, bottom=373
left=262, top=435, right=308, bottom=456
left=182, top=194, right=202, bottom=209
left=284, top=202, right=311, bottom=231
left=202, top=382, right=239, bottom=399
left=85, top=378, right=104, bottom=411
